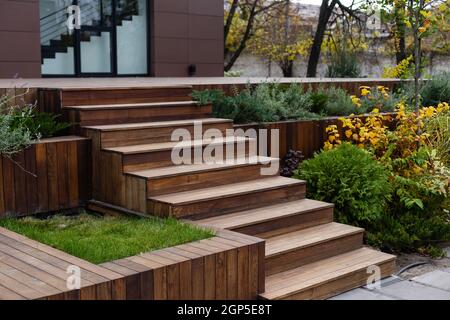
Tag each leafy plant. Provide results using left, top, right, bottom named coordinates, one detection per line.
left=326, top=50, right=361, bottom=78
left=420, top=72, right=450, bottom=106
left=192, top=83, right=317, bottom=124
left=309, top=90, right=329, bottom=114
left=320, top=87, right=359, bottom=116
left=0, top=111, right=33, bottom=156
left=0, top=97, right=34, bottom=156
left=0, top=93, right=71, bottom=156
left=294, top=143, right=391, bottom=228
left=423, top=109, right=450, bottom=165
left=323, top=101, right=450, bottom=256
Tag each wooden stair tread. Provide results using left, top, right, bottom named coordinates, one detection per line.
left=260, top=247, right=396, bottom=300
left=84, top=118, right=232, bottom=132
left=62, top=101, right=198, bottom=111
left=128, top=156, right=277, bottom=179
left=60, top=85, right=193, bottom=91
left=150, top=176, right=305, bottom=205
left=194, top=199, right=332, bottom=230
left=64, top=100, right=200, bottom=110
left=104, top=136, right=250, bottom=154
left=265, top=222, right=363, bottom=257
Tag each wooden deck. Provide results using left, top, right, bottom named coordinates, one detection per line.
left=0, top=77, right=403, bottom=89
left=0, top=226, right=264, bottom=300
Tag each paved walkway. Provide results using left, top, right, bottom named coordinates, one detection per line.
left=332, top=249, right=450, bottom=300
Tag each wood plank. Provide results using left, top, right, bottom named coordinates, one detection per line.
left=237, top=246, right=250, bottom=300
left=249, top=244, right=259, bottom=298
left=2, top=156, right=15, bottom=215
left=215, top=251, right=227, bottom=300
left=24, top=146, right=38, bottom=214
left=0, top=284, right=26, bottom=300
left=0, top=250, right=71, bottom=292
left=56, top=142, right=69, bottom=208
left=46, top=142, right=59, bottom=211
left=67, top=141, right=79, bottom=208
left=226, top=249, right=238, bottom=299
left=0, top=234, right=106, bottom=285
left=0, top=156, right=4, bottom=216
left=77, top=138, right=91, bottom=203
left=0, top=227, right=122, bottom=280
left=0, top=260, right=61, bottom=297
left=13, top=152, right=27, bottom=215
left=35, top=143, right=49, bottom=212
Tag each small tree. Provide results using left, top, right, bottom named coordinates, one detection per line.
left=306, top=0, right=366, bottom=77
left=248, top=1, right=312, bottom=77
left=224, top=0, right=287, bottom=72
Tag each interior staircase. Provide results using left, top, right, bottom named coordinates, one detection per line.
left=60, top=85, right=396, bottom=300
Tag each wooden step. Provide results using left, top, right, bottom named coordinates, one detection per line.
left=265, top=223, right=364, bottom=275
left=85, top=118, right=233, bottom=147
left=59, top=86, right=193, bottom=107
left=129, top=156, right=279, bottom=196
left=148, top=176, right=306, bottom=219
left=259, top=247, right=396, bottom=300
left=65, top=101, right=213, bottom=127
left=194, top=199, right=334, bottom=237
left=104, top=136, right=255, bottom=172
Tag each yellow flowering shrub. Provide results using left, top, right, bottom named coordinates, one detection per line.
left=382, top=56, right=414, bottom=79
left=322, top=102, right=450, bottom=255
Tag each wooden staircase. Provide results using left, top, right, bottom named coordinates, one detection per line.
left=60, top=85, right=395, bottom=300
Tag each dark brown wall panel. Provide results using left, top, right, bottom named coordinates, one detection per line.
left=0, top=0, right=41, bottom=78
left=151, top=0, right=224, bottom=77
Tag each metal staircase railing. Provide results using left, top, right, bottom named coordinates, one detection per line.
left=40, top=0, right=140, bottom=61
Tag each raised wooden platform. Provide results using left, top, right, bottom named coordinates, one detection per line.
left=0, top=226, right=264, bottom=300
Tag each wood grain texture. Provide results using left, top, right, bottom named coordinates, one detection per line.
left=0, top=137, right=90, bottom=216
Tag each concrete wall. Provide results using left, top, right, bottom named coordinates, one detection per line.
left=0, top=0, right=41, bottom=78
left=150, top=0, right=224, bottom=77
left=231, top=53, right=450, bottom=78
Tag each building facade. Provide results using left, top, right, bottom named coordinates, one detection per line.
left=0, top=0, right=224, bottom=78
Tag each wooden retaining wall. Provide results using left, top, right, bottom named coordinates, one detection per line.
left=192, top=79, right=404, bottom=97
left=98, top=229, right=265, bottom=300
left=0, top=136, right=91, bottom=217
left=0, top=87, right=38, bottom=108
left=235, top=114, right=396, bottom=159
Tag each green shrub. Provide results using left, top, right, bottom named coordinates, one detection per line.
left=369, top=169, right=450, bottom=256
left=192, top=83, right=317, bottom=124
left=359, top=87, right=403, bottom=113
left=423, top=110, right=450, bottom=166
left=9, top=107, right=70, bottom=139
left=0, top=97, right=34, bottom=156
left=320, top=87, right=360, bottom=116
left=0, top=111, right=33, bottom=156
left=294, top=143, right=391, bottom=227
left=0, top=94, right=71, bottom=156
left=420, top=73, right=450, bottom=106
left=327, top=51, right=361, bottom=78
left=309, top=90, right=329, bottom=114
left=398, top=73, right=450, bottom=107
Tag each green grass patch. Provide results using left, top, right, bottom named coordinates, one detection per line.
left=0, top=213, right=215, bottom=264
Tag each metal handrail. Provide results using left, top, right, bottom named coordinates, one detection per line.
left=40, top=0, right=138, bottom=45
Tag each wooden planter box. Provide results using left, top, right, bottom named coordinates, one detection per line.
left=0, top=225, right=265, bottom=300
left=234, top=113, right=396, bottom=159
left=0, top=136, right=91, bottom=217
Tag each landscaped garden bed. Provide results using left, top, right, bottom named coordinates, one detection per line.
left=193, top=75, right=450, bottom=258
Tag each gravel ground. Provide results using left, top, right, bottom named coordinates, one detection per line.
left=395, top=244, right=450, bottom=279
